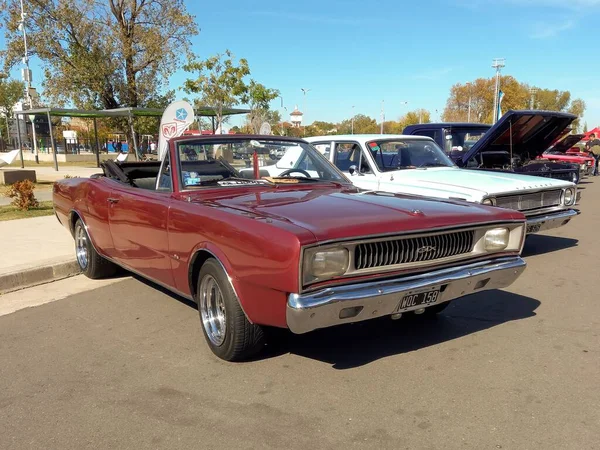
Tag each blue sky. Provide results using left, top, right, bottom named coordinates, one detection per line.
left=5, top=0, right=600, bottom=129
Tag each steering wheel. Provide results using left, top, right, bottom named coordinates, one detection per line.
left=279, top=168, right=311, bottom=178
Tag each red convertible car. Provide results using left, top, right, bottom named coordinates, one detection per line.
left=53, top=135, right=527, bottom=361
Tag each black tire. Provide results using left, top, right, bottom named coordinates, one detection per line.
left=74, top=219, right=118, bottom=279
left=196, top=259, right=265, bottom=361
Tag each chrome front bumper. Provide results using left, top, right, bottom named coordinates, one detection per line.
left=286, top=257, right=526, bottom=334
left=525, top=209, right=579, bottom=234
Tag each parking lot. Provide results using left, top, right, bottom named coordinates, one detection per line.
left=1, top=180, right=599, bottom=450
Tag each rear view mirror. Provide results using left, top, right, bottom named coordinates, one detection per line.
left=348, top=165, right=358, bottom=175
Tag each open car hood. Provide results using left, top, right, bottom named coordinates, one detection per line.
left=547, top=134, right=584, bottom=153
left=461, top=110, right=576, bottom=164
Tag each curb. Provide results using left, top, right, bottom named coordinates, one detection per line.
left=0, top=260, right=81, bottom=295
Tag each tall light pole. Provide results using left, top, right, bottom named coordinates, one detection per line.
left=351, top=105, right=355, bottom=134
left=18, top=0, right=39, bottom=163
left=301, top=88, right=311, bottom=136
left=492, top=58, right=505, bottom=124
left=380, top=99, right=385, bottom=134
left=529, top=87, right=538, bottom=110
left=466, top=82, right=472, bottom=122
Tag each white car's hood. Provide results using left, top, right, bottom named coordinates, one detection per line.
left=378, top=167, right=573, bottom=201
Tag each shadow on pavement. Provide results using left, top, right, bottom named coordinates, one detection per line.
left=522, top=234, right=578, bottom=257
left=126, top=273, right=539, bottom=370
left=260, top=290, right=540, bottom=369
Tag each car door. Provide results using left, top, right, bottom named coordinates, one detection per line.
left=330, top=141, right=380, bottom=191
left=107, top=154, right=175, bottom=287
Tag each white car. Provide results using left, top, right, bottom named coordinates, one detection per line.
left=240, top=134, right=579, bottom=234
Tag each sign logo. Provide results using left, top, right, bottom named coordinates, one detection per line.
left=417, top=245, right=437, bottom=255
left=162, top=122, right=177, bottom=139
left=175, top=108, right=188, bottom=121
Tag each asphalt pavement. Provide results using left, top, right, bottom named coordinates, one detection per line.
left=1, top=179, right=599, bottom=450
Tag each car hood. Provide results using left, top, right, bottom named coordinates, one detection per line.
left=193, top=186, right=523, bottom=242
left=548, top=134, right=584, bottom=153
left=461, top=110, right=576, bottom=164
left=378, top=167, right=573, bottom=200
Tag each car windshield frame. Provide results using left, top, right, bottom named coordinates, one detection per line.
left=444, top=127, right=490, bottom=154
left=364, top=138, right=456, bottom=172
left=175, top=137, right=350, bottom=191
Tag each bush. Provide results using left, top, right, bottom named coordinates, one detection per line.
left=6, top=180, right=39, bottom=211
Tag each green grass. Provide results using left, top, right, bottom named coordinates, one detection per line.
left=0, top=201, right=54, bottom=221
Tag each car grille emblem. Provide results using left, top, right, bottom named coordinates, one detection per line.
left=417, top=245, right=437, bottom=254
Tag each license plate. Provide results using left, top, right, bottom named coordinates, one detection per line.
left=397, top=288, right=441, bottom=311
left=527, top=223, right=542, bottom=233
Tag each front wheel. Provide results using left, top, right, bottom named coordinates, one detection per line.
left=74, top=219, right=118, bottom=279
left=197, top=259, right=265, bottom=361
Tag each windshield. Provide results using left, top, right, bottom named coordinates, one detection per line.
left=177, top=138, right=348, bottom=189
left=365, top=139, right=455, bottom=172
left=444, top=128, right=489, bottom=154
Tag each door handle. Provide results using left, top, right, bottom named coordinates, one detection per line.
left=107, top=198, right=120, bottom=204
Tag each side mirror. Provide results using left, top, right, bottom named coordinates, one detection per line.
left=348, top=165, right=358, bottom=175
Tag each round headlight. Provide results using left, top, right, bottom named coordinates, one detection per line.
left=484, top=227, right=510, bottom=251
left=481, top=197, right=495, bottom=206
left=564, top=188, right=575, bottom=206
left=309, top=248, right=349, bottom=279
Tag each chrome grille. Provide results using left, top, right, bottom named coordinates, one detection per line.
left=495, top=190, right=562, bottom=211
left=354, top=230, right=475, bottom=270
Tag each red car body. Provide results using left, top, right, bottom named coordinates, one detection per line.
left=53, top=135, right=528, bottom=358
left=540, top=134, right=595, bottom=175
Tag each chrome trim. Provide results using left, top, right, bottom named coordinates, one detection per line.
left=287, top=257, right=526, bottom=334
left=297, top=220, right=524, bottom=294
left=525, top=209, right=580, bottom=234
left=301, top=222, right=525, bottom=289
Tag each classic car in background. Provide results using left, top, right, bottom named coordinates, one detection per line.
left=403, top=110, right=582, bottom=184
left=540, top=134, right=595, bottom=176
left=268, top=134, right=580, bottom=235
left=54, top=135, right=528, bottom=361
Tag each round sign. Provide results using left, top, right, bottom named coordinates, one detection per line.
left=259, top=122, right=272, bottom=135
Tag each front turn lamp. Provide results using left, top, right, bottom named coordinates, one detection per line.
left=484, top=227, right=510, bottom=251
left=481, top=198, right=495, bottom=206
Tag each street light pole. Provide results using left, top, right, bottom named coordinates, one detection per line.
left=491, top=58, right=505, bottom=124
left=529, top=87, right=538, bottom=109
left=466, top=82, right=472, bottom=122
left=301, top=88, right=311, bottom=136
left=18, top=0, right=39, bottom=164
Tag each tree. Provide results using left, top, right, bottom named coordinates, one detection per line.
left=184, top=50, right=250, bottom=133
left=244, top=80, right=280, bottom=133
left=583, top=122, right=588, bottom=133
left=567, top=99, right=586, bottom=133
left=442, top=76, right=586, bottom=125
left=0, top=78, right=24, bottom=137
left=337, top=114, right=378, bottom=134
left=0, top=0, right=197, bottom=110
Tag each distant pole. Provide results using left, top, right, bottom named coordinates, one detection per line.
left=301, top=88, right=311, bottom=136
left=529, top=87, right=538, bottom=109
left=16, top=113, right=24, bottom=168
left=351, top=105, right=355, bottom=134
left=93, top=118, right=100, bottom=168
left=47, top=110, right=58, bottom=171
left=467, top=82, right=472, bottom=122
left=380, top=100, right=384, bottom=134
left=492, top=58, right=505, bottom=123
left=18, top=0, right=39, bottom=164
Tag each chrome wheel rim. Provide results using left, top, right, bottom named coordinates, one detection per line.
left=199, top=275, right=227, bottom=346
left=75, top=224, right=89, bottom=269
